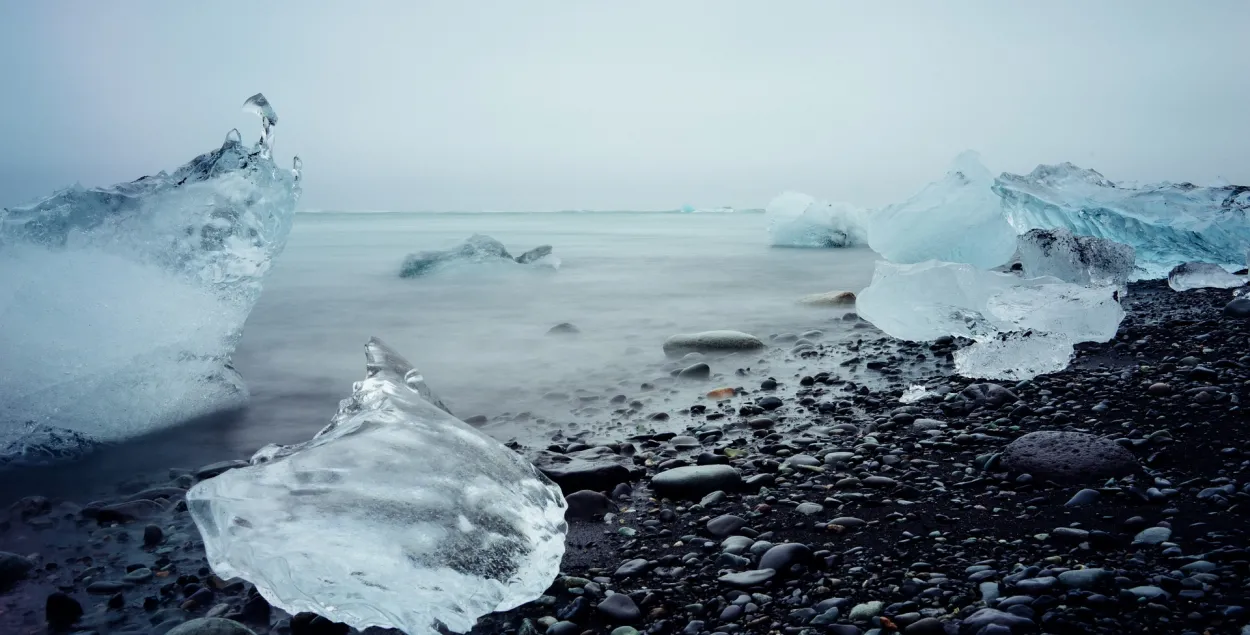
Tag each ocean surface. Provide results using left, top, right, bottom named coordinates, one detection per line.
left=2, top=211, right=880, bottom=503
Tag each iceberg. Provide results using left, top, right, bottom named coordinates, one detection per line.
left=399, top=234, right=558, bottom=277
left=994, top=163, right=1250, bottom=278
left=1167, top=262, right=1246, bottom=292
left=856, top=260, right=1123, bottom=379
left=867, top=151, right=1016, bottom=268
left=187, top=338, right=567, bottom=635
left=1016, top=228, right=1135, bottom=288
left=766, top=191, right=868, bottom=248
left=0, top=94, right=300, bottom=462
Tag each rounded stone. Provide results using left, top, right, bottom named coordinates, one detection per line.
left=758, top=543, right=812, bottom=573
left=678, top=363, right=711, bottom=380
left=597, top=593, right=640, bottom=622
left=1000, top=431, right=1138, bottom=483
left=798, top=291, right=857, bottom=307
left=652, top=465, right=743, bottom=499
left=662, top=331, right=765, bottom=358
left=1224, top=297, right=1250, bottom=318
left=45, top=592, right=84, bottom=629
left=166, top=618, right=257, bottom=635
left=564, top=490, right=613, bottom=520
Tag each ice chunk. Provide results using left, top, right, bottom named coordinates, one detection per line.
left=899, top=385, right=930, bottom=404
left=766, top=191, right=869, bottom=248
left=953, top=331, right=1076, bottom=381
left=867, top=151, right=1016, bottom=268
left=399, top=235, right=557, bottom=277
left=995, top=163, right=1250, bottom=278
left=856, top=260, right=1123, bottom=380
left=1016, top=228, right=1135, bottom=288
left=187, top=338, right=567, bottom=635
left=1167, top=262, right=1246, bottom=292
left=0, top=94, right=299, bottom=461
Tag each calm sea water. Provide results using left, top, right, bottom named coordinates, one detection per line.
left=2, top=211, right=879, bottom=502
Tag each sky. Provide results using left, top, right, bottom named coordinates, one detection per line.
left=1, top=1, right=1247, bottom=212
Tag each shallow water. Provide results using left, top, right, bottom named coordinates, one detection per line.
left=1, top=212, right=879, bottom=503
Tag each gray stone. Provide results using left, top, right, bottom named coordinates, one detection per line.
left=0, top=551, right=34, bottom=588
left=718, top=569, right=776, bottom=587
left=1132, top=526, right=1172, bottom=545
left=1057, top=568, right=1112, bottom=589
left=652, top=465, right=743, bottom=499
left=1000, top=431, right=1138, bottom=482
left=564, top=490, right=613, bottom=520
left=706, top=514, right=747, bottom=537
left=961, top=383, right=1019, bottom=408
left=533, top=446, right=634, bottom=494
left=958, top=608, right=1036, bottom=633
left=166, top=618, right=257, bottom=635
left=597, top=593, right=640, bottom=622
left=1064, top=489, right=1100, bottom=507
left=758, top=543, right=812, bottom=572
left=1224, top=297, right=1250, bottom=318
left=795, top=502, right=824, bottom=515
left=678, top=363, right=711, bottom=380
left=662, top=331, right=765, bottom=357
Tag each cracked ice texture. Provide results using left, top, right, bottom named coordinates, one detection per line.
left=766, top=191, right=869, bottom=248
left=995, top=163, right=1250, bottom=278
left=1167, top=262, right=1246, bottom=292
left=0, top=95, right=300, bottom=462
left=187, top=338, right=567, bottom=635
left=1016, top=228, right=1136, bottom=288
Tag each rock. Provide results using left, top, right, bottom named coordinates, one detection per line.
left=794, top=502, right=824, bottom=515
left=1057, top=568, right=1112, bottom=589
left=706, top=514, right=748, bottom=537
left=166, top=618, right=257, bottom=635
left=1064, top=489, right=1101, bottom=507
left=848, top=601, right=883, bottom=621
left=0, top=551, right=34, bottom=589
left=652, top=465, right=743, bottom=499
left=662, top=331, right=765, bottom=357
left=1224, top=297, right=1250, bottom=318
left=961, top=383, right=1019, bottom=408
left=564, top=490, right=613, bottom=520
left=533, top=446, right=634, bottom=494
left=1000, top=431, right=1138, bottom=482
left=905, top=617, right=945, bottom=635
left=614, top=559, right=650, bottom=579
left=516, top=245, right=554, bottom=264
left=597, top=593, right=640, bottom=622
left=1147, top=382, right=1173, bottom=396
left=798, top=291, right=857, bottom=307
left=718, top=569, right=776, bottom=587
left=959, top=608, right=1035, bottom=633
left=546, top=322, right=580, bottom=336
left=124, top=567, right=154, bottom=583
left=45, top=592, right=83, bottom=629
left=195, top=460, right=248, bottom=480
left=1133, top=526, right=1172, bottom=545
left=758, top=543, right=812, bottom=572
left=143, top=523, right=165, bottom=546
left=678, top=363, right=711, bottom=380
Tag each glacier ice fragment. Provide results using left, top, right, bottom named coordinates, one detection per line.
left=1167, top=262, right=1246, bottom=292
left=399, top=235, right=558, bottom=277
left=766, top=191, right=869, bottom=248
left=867, top=151, right=1016, bottom=268
left=995, top=163, right=1250, bottom=278
left=0, top=94, right=299, bottom=460
left=1016, top=228, right=1135, bottom=288
left=187, top=338, right=567, bottom=635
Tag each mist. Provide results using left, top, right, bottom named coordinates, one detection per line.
left=2, top=1, right=1247, bottom=211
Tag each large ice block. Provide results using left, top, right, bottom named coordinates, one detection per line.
left=1167, top=262, right=1246, bottom=292
left=1016, top=228, right=1135, bottom=288
left=867, top=151, right=1016, bottom=268
left=995, top=163, right=1250, bottom=278
left=766, top=191, right=869, bottom=248
left=856, top=260, right=1123, bottom=380
left=187, top=338, right=567, bottom=635
left=0, top=94, right=300, bottom=462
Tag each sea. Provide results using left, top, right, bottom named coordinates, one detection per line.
left=1, top=211, right=882, bottom=503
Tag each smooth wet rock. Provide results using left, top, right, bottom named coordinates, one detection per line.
left=45, top=591, right=84, bottom=629
left=706, top=515, right=747, bottom=537
left=533, top=446, right=634, bottom=494
left=1058, top=568, right=1112, bottom=589
left=1133, top=526, right=1172, bottom=545
left=546, top=323, right=580, bottom=336
left=597, top=593, right=640, bottom=622
left=798, top=291, right=857, bottom=307
left=564, top=490, right=613, bottom=520
left=166, top=618, right=257, bottom=635
left=0, top=551, right=34, bottom=589
left=758, top=543, right=812, bottom=572
left=652, top=465, right=743, bottom=499
left=614, top=559, right=650, bottom=579
left=678, top=363, right=711, bottom=380
left=1225, top=298, right=1250, bottom=318
left=1000, top=431, right=1138, bottom=482
left=662, top=331, right=765, bottom=357
left=718, top=569, right=776, bottom=587
left=1064, top=489, right=1100, bottom=507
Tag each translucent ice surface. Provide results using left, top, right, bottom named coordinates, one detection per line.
left=867, top=151, right=1016, bottom=269
left=188, top=338, right=567, bottom=635
left=995, top=163, right=1250, bottom=278
left=0, top=94, right=300, bottom=462
left=856, top=260, right=1123, bottom=380
left=766, top=191, right=869, bottom=248
left=400, top=234, right=559, bottom=277
left=1016, top=228, right=1135, bottom=288
left=1167, top=262, right=1246, bottom=292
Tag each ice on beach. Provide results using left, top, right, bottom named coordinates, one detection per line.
left=1016, top=228, right=1136, bottom=288
left=766, top=191, right=869, bottom=248
left=188, top=338, right=567, bottom=635
left=399, top=234, right=559, bottom=277
left=899, top=385, right=929, bottom=404
left=856, top=260, right=1123, bottom=380
left=0, top=94, right=300, bottom=462
left=1167, top=261, right=1246, bottom=292
left=866, top=151, right=1016, bottom=269
left=995, top=163, right=1250, bottom=278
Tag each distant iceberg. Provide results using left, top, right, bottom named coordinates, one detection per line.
left=767, top=191, right=869, bottom=248
left=0, top=94, right=300, bottom=463
left=399, top=234, right=558, bottom=277
left=994, top=163, right=1250, bottom=278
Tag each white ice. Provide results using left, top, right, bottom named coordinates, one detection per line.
left=1167, top=262, right=1246, bottom=292
left=0, top=94, right=300, bottom=462
left=766, top=191, right=869, bottom=248
left=188, top=338, right=567, bottom=635
left=1016, top=228, right=1136, bottom=288
left=866, top=151, right=1016, bottom=269
left=995, top=162, right=1250, bottom=278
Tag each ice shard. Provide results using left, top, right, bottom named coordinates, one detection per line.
left=0, top=94, right=300, bottom=463
left=1016, top=228, right=1135, bottom=288
left=766, top=191, right=869, bottom=248
left=994, top=163, right=1250, bottom=278
left=187, top=338, right=567, bottom=635
left=1167, top=262, right=1246, bottom=292
left=856, top=260, right=1123, bottom=380
left=866, top=151, right=1016, bottom=269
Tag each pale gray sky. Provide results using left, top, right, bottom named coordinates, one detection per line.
left=1, top=1, right=1247, bottom=211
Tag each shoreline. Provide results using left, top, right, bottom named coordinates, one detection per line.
left=2, top=280, right=1248, bottom=635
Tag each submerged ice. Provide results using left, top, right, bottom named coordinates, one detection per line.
left=188, top=338, right=567, bottom=635
left=400, top=234, right=559, bottom=277
left=0, top=94, right=300, bottom=462
left=1167, top=262, right=1246, bottom=292
left=766, top=191, right=869, bottom=248
left=995, top=163, right=1250, bottom=277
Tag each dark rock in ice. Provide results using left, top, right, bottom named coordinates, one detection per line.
left=1000, top=431, right=1138, bottom=483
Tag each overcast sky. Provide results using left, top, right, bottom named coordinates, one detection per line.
left=2, top=1, right=1247, bottom=211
